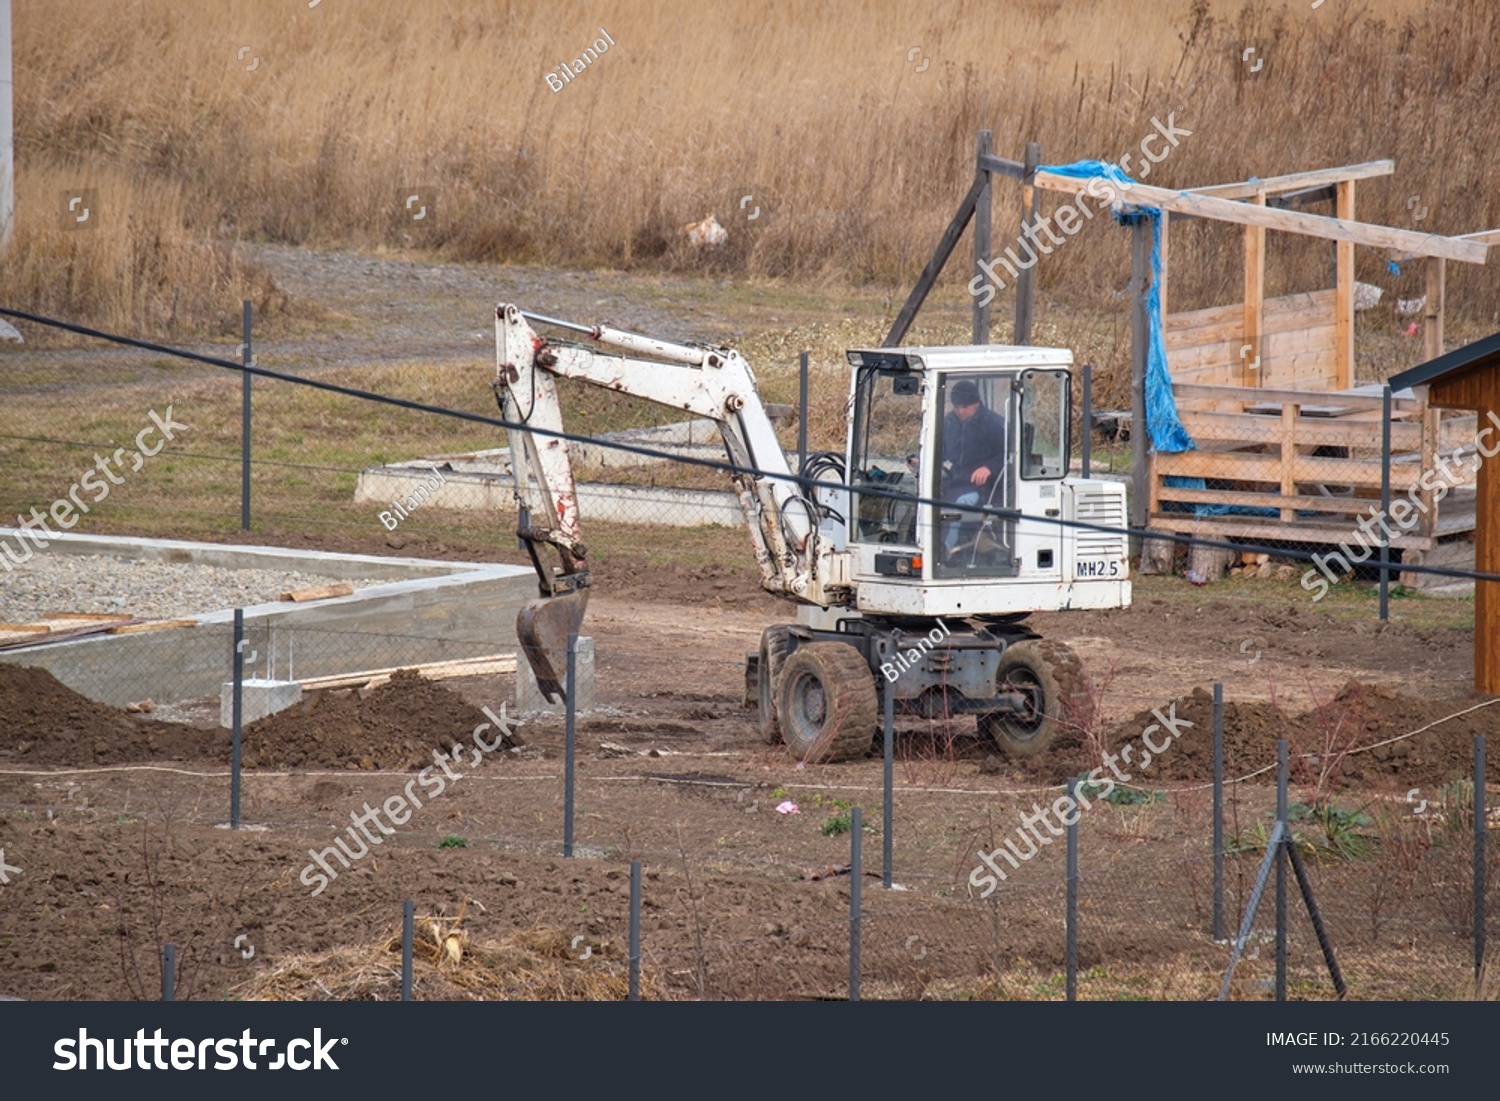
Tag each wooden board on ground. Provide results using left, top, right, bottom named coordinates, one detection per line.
left=297, top=654, right=518, bottom=691
left=280, top=581, right=356, bottom=602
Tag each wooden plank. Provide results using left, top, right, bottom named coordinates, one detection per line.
left=1179, top=411, right=1421, bottom=449
left=280, top=581, right=355, bottom=602
left=1423, top=257, right=1446, bottom=361
left=1164, top=290, right=1336, bottom=346
left=1244, top=192, right=1266, bottom=385
left=1335, top=180, right=1355, bottom=389
left=976, top=152, right=1027, bottom=181
left=1262, top=349, right=1337, bottom=392
left=1148, top=507, right=1435, bottom=550
left=1154, top=449, right=1420, bottom=487
left=105, top=619, right=199, bottom=635
left=1186, top=160, right=1395, bottom=200
left=1153, top=485, right=1387, bottom=516
left=1263, top=324, right=1336, bottom=360
left=1033, top=171, right=1490, bottom=262
left=1171, top=382, right=1422, bottom=411
left=298, top=654, right=518, bottom=690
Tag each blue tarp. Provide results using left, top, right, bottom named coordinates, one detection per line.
left=1040, top=159, right=1274, bottom=517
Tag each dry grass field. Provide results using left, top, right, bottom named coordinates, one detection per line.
left=8, top=0, right=1500, bottom=341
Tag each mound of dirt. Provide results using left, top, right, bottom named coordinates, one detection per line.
left=0, top=664, right=518, bottom=771
left=0, top=664, right=221, bottom=765
left=1104, top=681, right=1499, bottom=790
left=243, top=669, right=518, bottom=771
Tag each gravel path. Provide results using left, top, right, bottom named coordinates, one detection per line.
left=0, top=553, right=386, bottom=623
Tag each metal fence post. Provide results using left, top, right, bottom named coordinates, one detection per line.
left=629, top=859, right=642, bottom=1002
left=797, top=351, right=809, bottom=475
left=1477, top=735, right=1487, bottom=989
left=1276, top=739, right=1288, bottom=1002
left=1213, top=681, right=1224, bottom=941
left=564, top=633, right=577, bottom=857
left=402, top=899, right=414, bottom=1002
left=162, top=943, right=176, bottom=1001
left=1066, top=776, right=1078, bottom=1002
left=241, top=300, right=252, bottom=532
left=883, top=685, right=893, bottom=889
left=1080, top=363, right=1092, bottom=479
left=1379, top=384, right=1392, bottom=620
left=231, top=608, right=244, bottom=830
left=849, top=806, right=862, bottom=1002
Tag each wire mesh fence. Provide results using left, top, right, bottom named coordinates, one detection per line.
left=0, top=601, right=1495, bottom=1001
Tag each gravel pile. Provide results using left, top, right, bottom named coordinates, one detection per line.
left=0, top=553, right=387, bottom=623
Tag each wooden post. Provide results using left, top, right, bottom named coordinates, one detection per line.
left=1244, top=192, right=1266, bottom=386
left=1279, top=401, right=1298, bottom=522
left=973, top=130, right=994, bottom=344
left=1424, top=257, right=1446, bottom=361
left=1014, top=141, right=1041, bottom=346
left=1478, top=407, right=1498, bottom=695
left=1130, top=218, right=1152, bottom=541
left=1334, top=179, right=1356, bottom=389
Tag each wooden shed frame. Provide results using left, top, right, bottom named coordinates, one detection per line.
left=1391, top=333, right=1500, bottom=694
left=888, top=132, right=1498, bottom=567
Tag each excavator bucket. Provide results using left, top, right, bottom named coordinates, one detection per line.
left=516, top=589, right=590, bottom=703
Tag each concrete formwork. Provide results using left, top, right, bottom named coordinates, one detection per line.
left=0, top=531, right=535, bottom=708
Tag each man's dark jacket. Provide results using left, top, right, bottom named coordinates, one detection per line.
left=941, top=404, right=1007, bottom=502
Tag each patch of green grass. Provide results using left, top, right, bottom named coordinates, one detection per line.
left=437, top=835, right=467, bottom=849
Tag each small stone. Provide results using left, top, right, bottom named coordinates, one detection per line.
left=979, top=754, right=1003, bottom=775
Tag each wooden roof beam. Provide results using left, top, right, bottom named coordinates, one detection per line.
left=1186, top=160, right=1395, bottom=200
left=1033, top=171, right=1489, bottom=263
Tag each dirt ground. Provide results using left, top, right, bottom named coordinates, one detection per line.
left=0, top=563, right=1492, bottom=1002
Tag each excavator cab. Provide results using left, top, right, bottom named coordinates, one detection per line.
left=844, top=347, right=1079, bottom=608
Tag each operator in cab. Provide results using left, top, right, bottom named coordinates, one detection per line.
left=940, top=379, right=1007, bottom=560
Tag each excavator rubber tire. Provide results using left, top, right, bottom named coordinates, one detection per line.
left=757, top=625, right=796, bottom=744
left=777, top=642, right=878, bottom=763
left=978, top=639, right=1085, bottom=759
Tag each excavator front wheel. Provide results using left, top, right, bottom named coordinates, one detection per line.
left=777, top=642, right=878, bottom=763
left=757, top=625, right=796, bottom=744
left=978, top=639, right=1084, bottom=758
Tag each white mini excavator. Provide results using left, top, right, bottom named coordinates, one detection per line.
left=494, top=304, right=1131, bottom=762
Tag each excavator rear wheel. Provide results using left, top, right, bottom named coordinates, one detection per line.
left=757, top=625, right=796, bottom=744
left=978, top=639, right=1085, bottom=758
left=777, top=642, right=878, bottom=763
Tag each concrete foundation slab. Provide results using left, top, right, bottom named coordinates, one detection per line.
left=0, top=531, right=534, bottom=711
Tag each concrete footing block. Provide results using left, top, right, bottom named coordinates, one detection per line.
left=221, top=679, right=304, bottom=727
left=515, top=636, right=594, bottom=715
